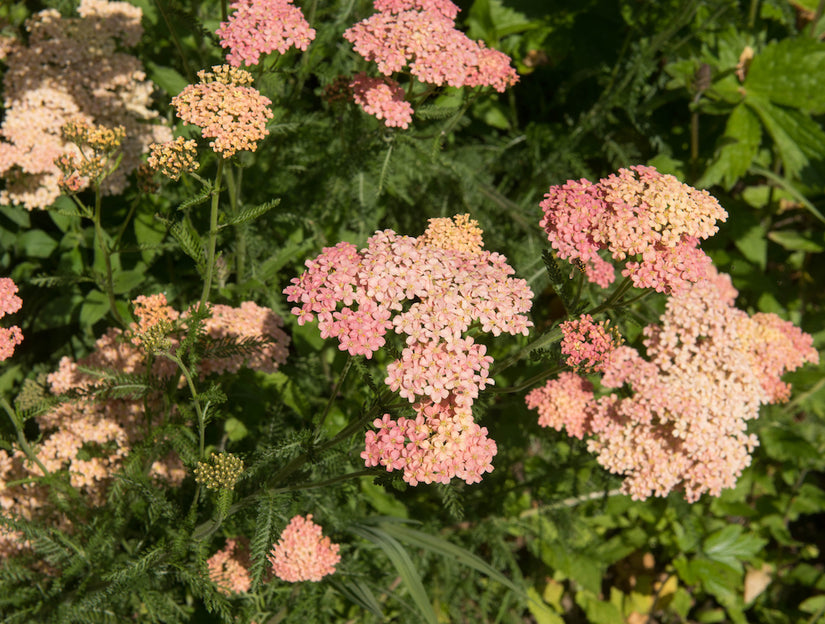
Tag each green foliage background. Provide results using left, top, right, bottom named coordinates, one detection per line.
left=1, top=0, right=824, bottom=622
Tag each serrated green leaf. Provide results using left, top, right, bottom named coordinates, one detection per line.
left=747, top=38, right=825, bottom=113
left=698, top=103, right=761, bottom=189
left=745, top=96, right=825, bottom=179
left=349, top=524, right=438, bottom=624
left=575, top=590, right=623, bottom=624
left=703, top=525, right=766, bottom=572
left=527, top=587, right=564, bottom=624
left=177, top=184, right=213, bottom=211
left=169, top=221, right=205, bottom=270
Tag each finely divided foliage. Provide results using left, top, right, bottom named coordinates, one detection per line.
left=0, top=0, right=822, bottom=622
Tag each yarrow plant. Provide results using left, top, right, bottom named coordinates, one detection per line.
left=526, top=268, right=819, bottom=501
left=217, top=0, right=315, bottom=67
left=285, top=214, right=532, bottom=484
left=268, top=514, right=340, bottom=582
left=540, top=165, right=727, bottom=293
left=349, top=73, right=414, bottom=129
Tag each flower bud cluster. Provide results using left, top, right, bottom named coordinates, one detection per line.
left=194, top=452, right=244, bottom=490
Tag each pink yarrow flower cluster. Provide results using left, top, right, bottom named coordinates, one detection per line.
left=350, top=73, right=414, bottom=128
left=344, top=0, right=518, bottom=92
left=525, top=268, right=819, bottom=502
left=207, top=539, right=252, bottom=595
left=559, top=314, right=621, bottom=373
left=0, top=278, right=23, bottom=361
left=540, top=165, right=727, bottom=293
left=171, top=66, right=273, bottom=158
left=269, top=514, right=340, bottom=582
left=217, top=0, right=315, bottom=67
left=285, top=214, right=533, bottom=484
left=362, top=399, right=496, bottom=485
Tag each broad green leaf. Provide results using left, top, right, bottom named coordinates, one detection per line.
left=16, top=230, right=57, bottom=258
left=734, top=224, right=768, bottom=269
left=750, top=165, right=825, bottom=224
left=767, top=230, right=825, bottom=252
left=112, top=268, right=146, bottom=295
left=348, top=524, right=438, bottom=624
left=79, top=289, right=111, bottom=326
left=575, top=590, right=623, bottom=624
left=746, top=37, right=825, bottom=113
left=746, top=96, right=825, bottom=180
left=223, top=417, right=248, bottom=442
left=703, top=525, right=766, bottom=572
left=698, top=103, right=761, bottom=189
left=760, top=425, right=820, bottom=462
left=799, top=594, right=825, bottom=614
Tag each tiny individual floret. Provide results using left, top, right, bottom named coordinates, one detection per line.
left=194, top=452, right=244, bottom=490
left=147, top=137, right=199, bottom=180
left=207, top=538, right=251, bottom=595
left=171, top=65, right=273, bottom=158
left=217, top=0, right=316, bottom=67
left=269, top=514, right=340, bottom=582
left=0, top=278, right=23, bottom=362
left=559, top=314, right=622, bottom=373
left=349, top=73, right=413, bottom=129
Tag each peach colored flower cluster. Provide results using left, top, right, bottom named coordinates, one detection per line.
left=540, top=165, right=727, bottom=293
left=559, top=314, right=621, bottom=373
left=268, top=514, right=340, bottom=582
left=147, top=136, right=200, bottom=181
left=171, top=66, right=273, bottom=158
left=344, top=0, right=518, bottom=92
left=285, top=214, right=532, bottom=484
left=525, top=268, right=819, bottom=502
left=363, top=399, right=497, bottom=485
left=207, top=539, right=252, bottom=595
left=350, top=73, right=414, bottom=128
left=217, top=0, right=316, bottom=67
left=0, top=278, right=23, bottom=361
left=0, top=0, right=171, bottom=209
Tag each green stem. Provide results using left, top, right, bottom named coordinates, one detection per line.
left=160, top=350, right=207, bottom=459
left=314, top=356, right=354, bottom=439
left=518, top=488, right=623, bottom=518
left=812, top=0, right=825, bottom=37
left=1, top=397, right=50, bottom=478
left=491, top=325, right=563, bottom=376
left=93, top=186, right=125, bottom=326
left=199, top=159, right=224, bottom=309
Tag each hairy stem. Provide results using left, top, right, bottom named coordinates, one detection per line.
left=198, top=159, right=224, bottom=310
left=93, top=186, right=125, bottom=326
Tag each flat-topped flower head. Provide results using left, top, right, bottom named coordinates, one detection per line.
left=171, top=65, right=273, bottom=158
left=217, top=0, right=316, bottom=67
left=344, top=3, right=518, bottom=91
left=540, top=166, right=727, bottom=293
left=526, top=268, right=819, bottom=502
left=194, top=452, right=244, bottom=490
left=269, top=515, right=340, bottom=582
left=349, top=73, right=413, bottom=128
